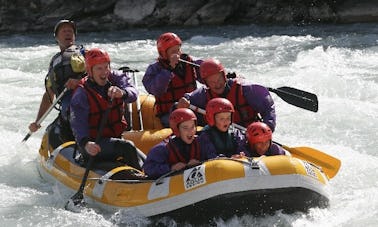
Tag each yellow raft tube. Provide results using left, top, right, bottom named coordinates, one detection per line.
left=37, top=95, right=330, bottom=221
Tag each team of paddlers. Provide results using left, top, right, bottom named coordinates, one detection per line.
left=28, top=19, right=285, bottom=179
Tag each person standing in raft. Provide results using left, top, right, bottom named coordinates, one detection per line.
left=70, top=48, right=142, bottom=171
left=29, top=19, right=86, bottom=148
left=142, top=32, right=204, bottom=127
left=177, top=58, right=276, bottom=131
left=143, top=108, right=215, bottom=179
left=243, top=122, right=286, bottom=157
left=198, top=98, right=246, bottom=158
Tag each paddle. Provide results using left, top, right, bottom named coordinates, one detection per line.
left=189, top=104, right=341, bottom=179
left=22, top=87, right=68, bottom=142
left=119, top=66, right=144, bottom=131
left=119, top=66, right=146, bottom=162
left=127, top=103, right=133, bottom=130
left=268, top=87, right=318, bottom=112
left=132, top=70, right=144, bottom=131
left=275, top=142, right=341, bottom=179
left=65, top=99, right=113, bottom=211
left=179, top=58, right=318, bottom=113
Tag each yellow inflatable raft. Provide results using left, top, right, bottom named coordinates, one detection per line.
left=37, top=94, right=334, bottom=222
left=38, top=139, right=330, bottom=221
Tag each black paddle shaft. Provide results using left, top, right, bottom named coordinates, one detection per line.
left=22, top=88, right=69, bottom=143
left=66, top=99, right=113, bottom=208
left=268, top=86, right=318, bottom=112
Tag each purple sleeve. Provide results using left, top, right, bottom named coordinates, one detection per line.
left=238, top=142, right=251, bottom=157
left=269, top=142, right=286, bottom=155
left=198, top=138, right=217, bottom=161
left=184, top=86, right=207, bottom=107
left=243, top=84, right=276, bottom=131
left=142, top=142, right=171, bottom=178
left=198, top=131, right=218, bottom=158
left=109, top=70, right=138, bottom=103
left=233, top=129, right=248, bottom=155
left=70, top=87, right=90, bottom=144
left=193, top=59, right=204, bottom=83
left=184, top=87, right=208, bottom=125
left=142, top=61, right=172, bottom=96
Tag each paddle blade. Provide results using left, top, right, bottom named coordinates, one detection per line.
left=283, top=145, right=341, bottom=179
left=21, top=132, right=32, bottom=143
left=269, top=87, right=318, bottom=112
left=64, top=191, right=86, bottom=212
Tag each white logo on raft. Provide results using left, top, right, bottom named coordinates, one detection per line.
left=303, top=161, right=317, bottom=178
left=184, top=165, right=206, bottom=190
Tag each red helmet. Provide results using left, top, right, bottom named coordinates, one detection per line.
left=54, top=19, right=77, bottom=37
left=85, top=48, right=111, bottom=74
left=200, top=58, right=226, bottom=80
left=246, top=122, right=272, bottom=144
left=205, top=98, right=234, bottom=126
left=157, top=32, right=182, bottom=59
left=169, top=108, right=197, bottom=136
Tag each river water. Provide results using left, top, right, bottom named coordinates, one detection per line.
left=0, top=24, right=377, bottom=226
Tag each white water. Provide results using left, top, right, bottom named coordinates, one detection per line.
left=0, top=24, right=377, bottom=226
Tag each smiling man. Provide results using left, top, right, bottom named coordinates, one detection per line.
left=70, top=48, right=142, bottom=171
left=28, top=19, right=86, bottom=148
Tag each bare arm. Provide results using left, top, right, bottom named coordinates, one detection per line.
left=28, top=87, right=55, bottom=132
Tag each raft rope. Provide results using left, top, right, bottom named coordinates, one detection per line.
left=50, top=157, right=263, bottom=184
left=50, top=162, right=151, bottom=183
left=154, top=157, right=262, bottom=185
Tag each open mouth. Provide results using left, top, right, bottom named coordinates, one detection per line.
left=99, top=76, right=107, bottom=82
left=185, top=135, right=195, bottom=142
left=220, top=124, right=229, bottom=131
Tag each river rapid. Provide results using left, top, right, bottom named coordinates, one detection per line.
left=0, top=24, right=377, bottom=226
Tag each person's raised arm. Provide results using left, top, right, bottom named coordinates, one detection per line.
left=244, top=84, right=276, bottom=132
left=142, top=62, right=173, bottom=96
left=109, top=71, right=138, bottom=103
left=28, top=87, right=55, bottom=132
